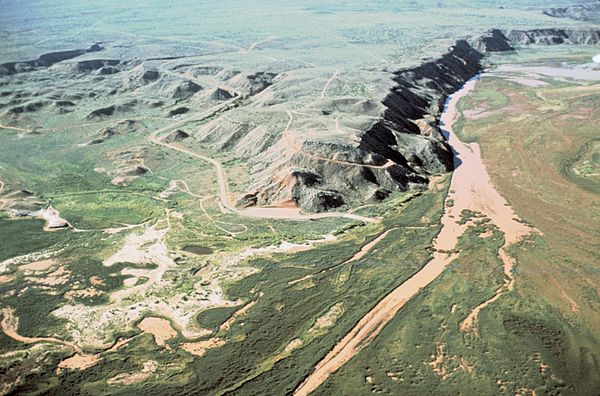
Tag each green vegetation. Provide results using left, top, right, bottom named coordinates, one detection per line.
left=1, top=176, right=447, bottom=395
left=0, top=218, right=72, bottom=262
left=52, top=193, right=164, bottom=229
left=196, top=306, right=240, bottom=331
left=317, top=220, right=599, bottom=395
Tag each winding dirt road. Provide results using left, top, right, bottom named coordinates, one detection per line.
left=294, top=76, right=533, bottom=395
left=1, top=307, right=83, bottom=353
left=149, top=108, right=375, bottom=223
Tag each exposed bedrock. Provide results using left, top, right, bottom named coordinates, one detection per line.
left=76, top=59, right=120, bottom=73
left=163, top=129, right=190, bottom=143
left=232, top=41, right=486, bottom=212
left=240, top=28, right=600, bottom=212
left=0, top=44, right=103, bottom=76
left=504, top=28, right=600, bottom=46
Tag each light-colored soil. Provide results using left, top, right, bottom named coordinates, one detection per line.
left=89, top=276, right=105, bottom=286
left=180, top=338, right=225, bottom=356
left=1, top=307, right=101, bottom=371
left=104, top=223, right=168, bottom=267
left=57, top=353, right=102, bottom=371
left=505, top=77, right=548, bottom=87
left=282, top=110, right=394, bottom=173
left=427, top=343, right=448, bottom=379
left=26, top=267, right=71, bottom=286
left=285, top=338, right=304, bottom=352
left=54, top=222, right=313, bottom=348
left=460, top=247, right=517, bottom=334
left=106, top=337, right=133, bottom=353
left=288, top=274, right=314, bottom=286
left=220, top=300, right=257, bottom=332
left=0, top=250, right=59, bottom=273
left=19, top=259, right=56, bottom=271
left=148, top=107, right=376, bottom=224
left=105, top=219, right=175, bottom=302
left=308, top=303, right=344, bottom=336
left=138, top=317, right=178, bottom=347
left=35, top=206, right=71, bottom=231
left=294, top=77, right=534, bottom=396
left=0, top=274, right=15, bottom=284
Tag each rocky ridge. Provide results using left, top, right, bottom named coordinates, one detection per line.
left=1, top=28, right=599, bottom=212
left=543, top=4, right=600, bottom=23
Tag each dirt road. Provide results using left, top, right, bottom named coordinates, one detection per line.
left=149, top=109, right=375, bottom=223
left=1, top=307, right=83, bottom=353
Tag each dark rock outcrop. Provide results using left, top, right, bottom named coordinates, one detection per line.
left=5, top=100, right=51, bottom=115
left=173, top=81, right=202, bottom=99
left=471, top=29, right=515, bottom=53
left=99, top=66, right=120, bottom=75
left=85, top=100, right=138, bottom=119
left=83, top=119, right=139, bottom=145
left=0, top=44, right=103, bottom=76
left=210, top=88, right=234, bottom=101
left=264, top=28, right=600, bottom=212
left=168, top=107, right=190, bottom=117
left=357, top=39, right=484, bottom=182
left=236, top=193, right=258, bottom=208
left=122, top=165, right=149, bottom=176
left=141, top=70, right=160, bottom=82
left=86, top=105, right=116, bottom=119
left=229, top=72, right=276, bottom=96
left=76, top=59, right=119, bottom=73
left=163, top=129, right=190, bottom=143
left=292, top=185, right=345, bottom=212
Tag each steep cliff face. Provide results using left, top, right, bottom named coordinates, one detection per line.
left=4, top=28, right=594, bottom=214
left=470, top=29, right=515, bottom=53
left=360, top=40, right=484, bottom=173
left=240, top=40, right=487, bottom=212
left=471, top=28, right=600, bottom=54
left=254, top=27, right=600, bottom=212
